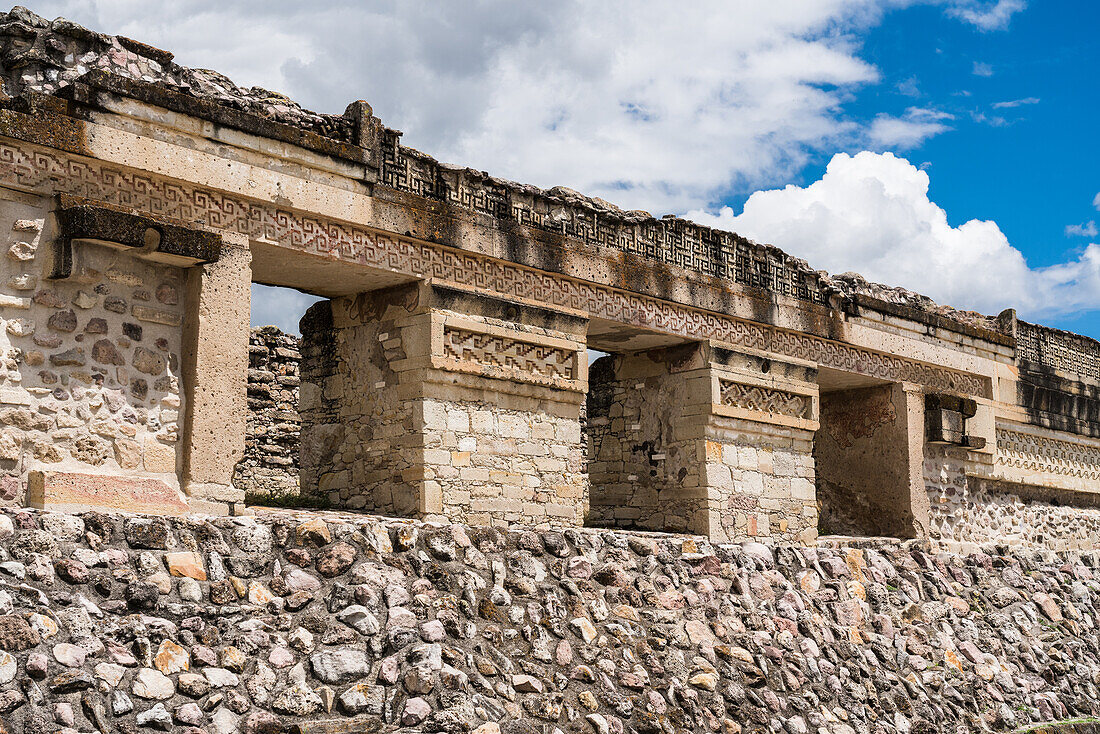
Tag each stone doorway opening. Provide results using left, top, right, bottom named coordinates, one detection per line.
left=244, top=242, right=415, bottom=511
left=813, top=370, right=923, bottom=539
left=234, top=282, right=321, bottom=506
left=581, top=326, right=711, bottom=535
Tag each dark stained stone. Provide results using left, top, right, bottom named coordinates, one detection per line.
left=49, top=348, right=85, bottom=366
left=91, top=338, right=125, bottom=365
left=47, top=309, right=77, bottom=332
left=84, top=317, right=109, bottom=334
left=124, top=518, right=169, bottom=549
left=0, top=615, right=39, bottom=651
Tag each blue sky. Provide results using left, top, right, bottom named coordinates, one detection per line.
left=789, top=1, right=1097, bottom=252
left=32, top=1, right=1100, bottom=338
left=847, top=1, right=1100, bottom=337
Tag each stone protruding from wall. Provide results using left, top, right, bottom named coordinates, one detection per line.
left=587, top=343, right=819, bottom=543
left=300, top=281, right=589, bottom=527
left=0, top=506, right=1098, bottom=733
left=233, top=326, right=302, bottom=498
left=815, top=383, right=928, bottom=539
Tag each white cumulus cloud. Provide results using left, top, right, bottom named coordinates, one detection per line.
left=1067, top=221, right=1099, bottom=238
left=686, top=152, right=1100, bottom=320
left=946, top=0, right=1027, bottom=31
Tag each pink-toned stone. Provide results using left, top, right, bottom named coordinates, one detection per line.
left=154, top=640, right=189, bottom=674
left=26, top=471, right=188, bottom=516
left=165, top=552, right=206, bottom=581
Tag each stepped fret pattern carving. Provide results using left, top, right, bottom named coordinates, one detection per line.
left=443, top=327, right=575, bottom=380
left=379, top=134, right=827, bottom=305
left=996, top=428, right=1100, bottom=481
left=0, top=143, right=988, bottom=397
left=1017, top=322, right=1100, bottom=382
left=720, top=380, right=811, bottom=419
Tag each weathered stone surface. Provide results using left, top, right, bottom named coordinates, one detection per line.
left=27, top=472, right=189, bottom=515
left=0, top=615, right=39, bottom=651
left=310, top=648, right=371, bottom=684
left=46, top=309, right=77, bottom=333
left=0, top=507, right=1092, bottom=733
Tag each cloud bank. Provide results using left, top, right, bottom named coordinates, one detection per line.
left=687, top=152, right=1100, bottom=321
left=35, top=0, right=1007, bottom=215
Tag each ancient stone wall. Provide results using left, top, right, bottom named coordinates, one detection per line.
left=1018, top=321, right=1100, bottom=384
left=586, top=354, right=701, bottom=532
left=0, top=194, right=186, bottom=509
left=925, top=442, right=1100, bottom=553
left=0, top=505, right=1098, bottom=733
left=298, top=285, right=589, bottom=528
left=297, top=298, right=420, bottom=515
left=232, top=327, right=301, bottom=499
left=586, top=348, right=818, bottom=543
left=815, top=385, right=923, bottom=539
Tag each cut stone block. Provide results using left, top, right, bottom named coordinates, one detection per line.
left=26, top=471, right=189, bottom=516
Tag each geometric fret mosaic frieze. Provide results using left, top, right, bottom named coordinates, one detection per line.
left=442, top=327, right=575, bottom=381
left=995, top=427, right=1100, bottom=482
left=719, top=380, right=812, bottom=419
left=0, top=142, right=989, bottom=398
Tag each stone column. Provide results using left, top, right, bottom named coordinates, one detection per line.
left=815, top=381, right=927, bottom=539
left=587, top=342, right=819, bottom=542
left=180, top=234, right=251, bottom=515
left=300, top=279, right=589, bottom=528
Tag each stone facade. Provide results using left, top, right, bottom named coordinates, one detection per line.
left=0, top=7, right=1096, bottom=548
left=925, top=424, right=1100, bottom=553
left=232, top=327, right=302, bottom=499
left=299, top=283, right=588, bottom=528
left=0, top=506, right=1097, bottom=733
left=586, top=345, right=818, bottom=543
left=815, top=384, right=926, bottom=539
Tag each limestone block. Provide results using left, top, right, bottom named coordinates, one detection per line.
left=143, top=437, right=177, bottom=473
left=26, top=471, right=189, bottom=515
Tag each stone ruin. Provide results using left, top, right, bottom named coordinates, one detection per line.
left=0, top=7, right=1098, bottom=734
left=0, top=6, right=1096, bottom=552
left=233, top=328, right=301, bottom=501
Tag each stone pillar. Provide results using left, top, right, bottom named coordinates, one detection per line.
left=815, top=381, right=927, bottom=538
left=587, top=342, right=819, bottom=543
left=180, top=234, right=251, bottom=515
left=300, top=280, right=589, bottom=528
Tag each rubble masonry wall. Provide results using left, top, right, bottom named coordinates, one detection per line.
left=232, top=327, right=302, bottom=499
left=0, top=506, right=1097, bottom=733
left=0, top=195, right=186, bottom=506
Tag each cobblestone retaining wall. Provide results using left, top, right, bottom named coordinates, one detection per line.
left=233, top=328, right=301, bottom=498
left=0, top=506, right=1098, bottom=733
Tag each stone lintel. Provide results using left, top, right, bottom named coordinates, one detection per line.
left=27, top=470, right=189, bottom=516
left=50, top=194, right=221, bottom=278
